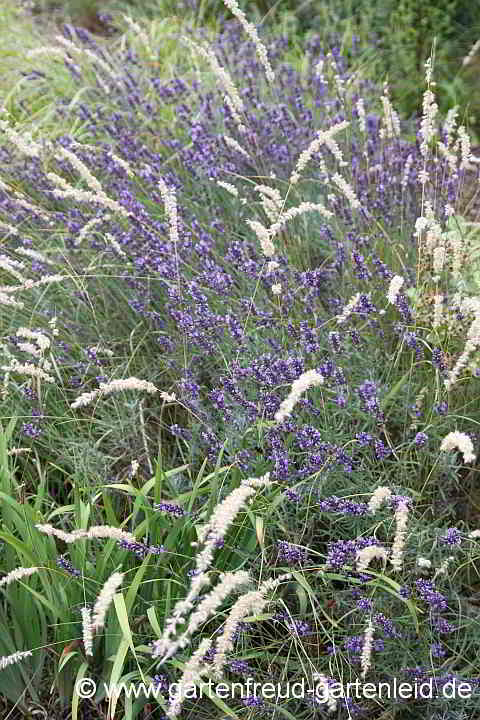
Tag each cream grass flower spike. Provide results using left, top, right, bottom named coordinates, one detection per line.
left=368, top=486, right=392, bottom=513
left=92, top=572, right=124, bottom=631
left=0, top=651, right=32, bottom=671
left=440, top=431, right=476, bottom=463
left=221, top=0, right=275, bottom=83
left=71, top=377, right=158, bottom=409
left=360, top=620, right=375, bottom=678
left=0, top=566, right=38, bottom=588
left=387, top=275, right=404, bottom=304
left=275, top=369, right=324, bottom=422
left=356, top=545, right=389, bottom=573
left=390, top=501, right=409, bottom=571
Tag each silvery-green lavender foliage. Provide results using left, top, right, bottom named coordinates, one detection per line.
left=0, top=20, right=477, bottom=482
left=1, top=9, right=480, bottom=719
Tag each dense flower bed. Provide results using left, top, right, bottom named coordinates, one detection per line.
left=0, top=11, right=480, bottom=719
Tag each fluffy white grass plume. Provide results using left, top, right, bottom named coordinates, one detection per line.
left=107, top=151, right=134, bottom=178
left=414, top=216, right=429, bottom=240
left=0, top=255, right=26, bottom=282
left=356, top=98, right=366, bottom=134
left=457, top=125, right=477, bottom=171
left=289, top=120, right=349, bottom=185
left=184, top=571, right=251, bottom=637
left=419, top=59, right=438, bottom=157
left=36, top=523, right=137, bottom=544
left=356, top=546, right=389, bottom=573
left=184, top=38, right=245, bottom=132
left=105, top=232, right=127, bottom=257
left=198, top=478, right=264, bottom=545
left=469, top=530, right=480, bottom=539
left=152, top=571, right=251, bottom=663
left=379, top=82, right=400, bottom=139
left=154, top=474, right=272, bottom=663
left=368, top=486, right=392, bottom=513
left=417, top=557, right=432, bottom=569
left=336, top=293, right=361, bottom=325
left=248, top=202, right=332, bottom=258
left=216, top=180, right=239, bottom=197
left=81, top=607, right=94, bottom=656
left=0, top=110, right=42, bottom=158
left=445, top=317, right=480, bottom=390
left=390, top=501, right=409, bottom=572
left=212, top=573, right=291, bottom=678
left=0, top=275, right=68, bottom=294
left=360, top=620, right=375, bottom=679
left=255, top=184, right=283, bottom=222
left=246, top=219, right=275, bottom=258
left=1, top=360, right=54, bottom=384
left=323, top=134, right=347, bottom=166
left=313, top=673, right=337, bottom=713
left=0, top=651, right=32, bottom=671
left=47, top=171, right=129, bottom=218
left=71, top=377, right=158, bottom=409
left=448, top=223, right=466, bottom=276
left=275, top=369, right=324, bottom=422
left=35, top=524, right=76, bottom=543
left=443, top=107, right=459, bottom=148
left=0, top=221, right=19, bottom=238
left=433, top=294, right=444, bottom=329
left=16, top=342, right=42, bottom=359
left=158, top=179, right=179, bottom=245
left=155, top=475, right=273, bottom=663
left=418, top=165, right=430, bottom=185
left=166, top=637, right=211, bottom=718
left=55, top=36, right=119, bottom=86
left=254, top=184, right=282, bottom=206
left=331, top=173, right=361, bottom=209
left=85, top=525, right=137, bottom=543
left=7, top=447, right=32, bottom=456
left=199, top=473, right=270, bottom=547
left=440, top=431, right=476, bottom=463
left=92, top=572, right=124, bottom=631
left=0, top=292, right=24, bottom=308
left=266, top=260, right=280, bottom=273
left=387, top=275, right=404, bottom=304
left=438, top=139, right=458, bottom=174
left=160, top=391, right=176, bottom=403
left=56, top=146, right=103, bottom=194
left=221, top=0, right=274, bottom=83
left=26, top=47, right=66, bottom=62
left=223, top=135, right=250, bottom=158
left=269, top=201, right=333, bottom=236
left=0, top=566, right=38, bottom=588
left=16, top=328, right=50, bottom=352
left=122, top=14, right=153, bottom=59
left=76, top=216, right=104, bottom=247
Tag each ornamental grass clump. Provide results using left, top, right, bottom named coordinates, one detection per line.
left=152, top=473, right=272, bottom=664
left=0, top=4, right=480, bottom=719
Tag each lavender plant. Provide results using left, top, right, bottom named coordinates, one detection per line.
left=1, top=4, right=480, bottom=719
